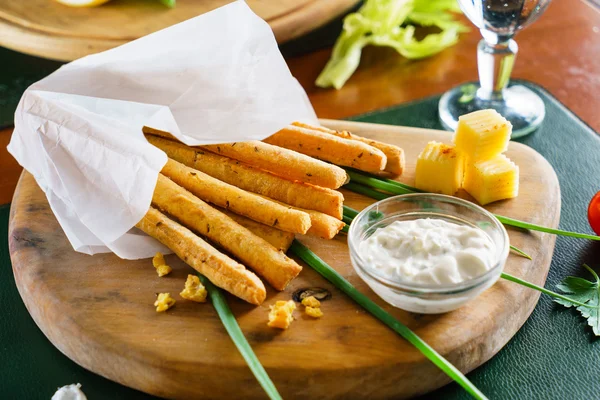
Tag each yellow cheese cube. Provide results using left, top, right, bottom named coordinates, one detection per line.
left=267, top=300, right=296, bottom=329
left=453, top=109, right=512, bottom=160
left=414, top=141, right=464, bottom=195
left=463, top=155, right=519, bottom=205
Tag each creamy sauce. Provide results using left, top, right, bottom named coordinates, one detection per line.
left=359, top=218, right=495, bottom=285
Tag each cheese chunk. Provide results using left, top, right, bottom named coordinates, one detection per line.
left=154, top=293, right=176, bottom=312
left=463, top=155, right=519, bottom=205
left=267, top=300, right=296, bottom=329
left=415, top=141, right=464, bottom=195
left=180, top=275, right=208, bottom=303
left=301, top=296, right=321, bottom=308
left=305, top=306, right=323, bottom=318
left=152, top=252, right=172, bottom=277
left=453, top=109, right=511, bottom=160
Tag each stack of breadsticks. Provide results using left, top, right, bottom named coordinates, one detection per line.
left=136, top=122, right=405, bottom=305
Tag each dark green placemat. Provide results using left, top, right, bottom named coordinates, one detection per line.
left=3, top=81, right=600, bottom=399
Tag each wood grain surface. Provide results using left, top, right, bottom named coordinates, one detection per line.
left=9, top=120, right=560, bottom=399
left=0, top=0, right=359, bottom=61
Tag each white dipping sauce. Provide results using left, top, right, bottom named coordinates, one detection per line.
left=359, top=218, right=495, bottom=285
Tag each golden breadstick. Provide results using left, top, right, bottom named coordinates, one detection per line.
left=200, top=141, right=348, bottom=189
left=217, top=207, right=295, bottom=252
left=293, top=122, right=405, bottom=177
left=152, top=176, right=302, bottom=290
left=296, top=207, right=345, bottom=239
left=265, top=125, right=387, bottom=173
left=146, top=135, right=344, bottom=219
left=136, top=207, right=266, bottom=305
left=161, top=159, right=311, bottom=234
left=267, top=197, right=345, bottom=240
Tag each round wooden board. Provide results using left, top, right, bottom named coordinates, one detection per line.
left=0, top=0, right=359, bottom=61
left=9, top=120, right=560, bottom=399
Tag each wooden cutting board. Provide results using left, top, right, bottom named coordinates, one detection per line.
left=0, top=0, right=358, bottom=61
left=8, top=120, right=560, bottom=399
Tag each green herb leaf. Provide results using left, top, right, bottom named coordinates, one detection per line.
left=555, top=264, right=600, bottom=336
left=316, top=0, right=467, bottom=89
left=288, top=240, right=488, bottom=400
left=198, top=275, right=282, bottom=400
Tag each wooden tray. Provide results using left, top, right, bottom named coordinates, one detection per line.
left=0, top=0, right=359, bottom=61
left=8, top=120, right=560, bottom=399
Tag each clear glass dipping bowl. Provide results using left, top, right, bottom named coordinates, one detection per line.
left=348, top=194, right=509, bottom=314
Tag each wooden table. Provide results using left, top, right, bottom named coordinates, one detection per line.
left=1, top=0, right=598, bottom=206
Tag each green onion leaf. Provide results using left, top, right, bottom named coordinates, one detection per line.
left=345, top=169, right=600, bottom=241
left=509, top=245, right=532, bottom=260
left=495, top=215, right=600, bottom=241
left=344, top=182, right=390, bottom=200
left=288, top=240, right=488, bottom=400
left=500, top=272, right=595, bottom=308
left=198, top=275, right=282, bottom=400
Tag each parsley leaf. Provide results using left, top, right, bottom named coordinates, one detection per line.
left=555, top=264, right=600, bottom=336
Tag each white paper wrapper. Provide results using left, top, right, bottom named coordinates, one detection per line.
left=7, top=0, right=317, bottom=259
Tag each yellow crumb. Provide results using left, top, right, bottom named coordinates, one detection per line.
left=180, top=274, right=208, bottom=303
left=305, top=306, right=323, bottom=318
left=301, top=296, right=321, bottom=308
left=152, top=252, right=172, bottom=277
left=154, top=293, right=176, bottom=312
left=152, top=252, right=166, bottom=268
left=267, top=300, right=296, bottom=329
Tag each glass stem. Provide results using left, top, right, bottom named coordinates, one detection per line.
left=476, top=34, right=518, bottom=103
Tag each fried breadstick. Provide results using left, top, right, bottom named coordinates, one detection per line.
left=136, top=207, right=266, bottom=305
left=146, top=135, right=344, bottom=219
left=267, top=197, right=345, bottom=239
left=161, top=159, right=311, bottom=235
left=152, top=176, right=302, bottom=290
left=143, top=126, right=348, bottom=188
left=200, top=141, right=348, bottom=189
left=265, top=125, right=387, bottom=173
left=217, top=207, right=295, bottom=252
left=292, top=122, right=405, bottom=177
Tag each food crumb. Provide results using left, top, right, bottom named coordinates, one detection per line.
left=301, top=296, right=320, bottom=308
left=267, top=300, right=296, bottom=329
left=152, top=252, right=172, bottom=277
left=180, top=275, right=207, bottom=303
left=305, top=306, right=323, bottom=319
left=155, top=293, right=176, bottom=312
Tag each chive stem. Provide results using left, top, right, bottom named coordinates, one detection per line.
left=509, top=245, right=532, bottom=260
left=500, top=272, right=594, bottom=308
left=344, top=170, right=600, bottom=241
left=288, top=241, right=488, bottom=400
left=198, top=275, right=282, bottom=400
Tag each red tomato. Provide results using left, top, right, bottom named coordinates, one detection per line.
left=589, top=191, right=600, bottom=236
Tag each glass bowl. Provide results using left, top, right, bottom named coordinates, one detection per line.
left=348, top=194, right=509, bottom=314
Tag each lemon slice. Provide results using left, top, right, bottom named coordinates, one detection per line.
left=54, top=0, right=111, bottom=7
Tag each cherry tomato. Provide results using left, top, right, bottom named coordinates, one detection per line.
left=589, top=191, right=600, bottom=236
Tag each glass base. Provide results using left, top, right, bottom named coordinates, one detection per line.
left=438, top=83, right=546, bottom=139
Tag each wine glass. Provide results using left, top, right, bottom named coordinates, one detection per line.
left=438, top=0, right=553, bottom=138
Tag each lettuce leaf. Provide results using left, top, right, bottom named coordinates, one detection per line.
left=316, top=0, right=468, bottom=89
